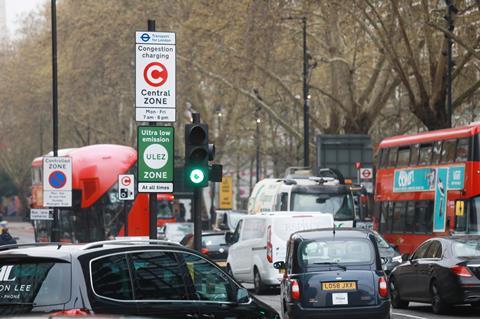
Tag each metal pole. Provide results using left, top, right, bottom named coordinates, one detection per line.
left=302, top=17, right=310, bottom=167
left=446, top=2, right=455, bottom=128
left=123, top=201, right=128, bottom=236
left=147, top=19, right=157, bottom=239
left=193, top=188, right=202, bottom=251
left=51, top=0, right=59, bottom=242
left=256, top=113, right=260, bottom=183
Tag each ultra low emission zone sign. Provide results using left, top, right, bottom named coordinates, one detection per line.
left=135, top=32, right=176, bottom=122
left=138, top=126, right=174, bottom=192
left=43, top=157, right=72, bottom=207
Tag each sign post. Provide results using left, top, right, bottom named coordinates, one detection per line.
left=43, top=157, right=72, bottom=207
left=135, top=31, right=176, bottom=122
left=138, top=126, right=174, bottom=192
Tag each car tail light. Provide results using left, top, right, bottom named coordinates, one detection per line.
left=49, top=309, right=90, bottom=316
left=266, top=225, right=272, bottom=263
left=378, top=277, right=388, bottom=298
left=291, top=279, right=300, bottom=300
left=200, top=248, right=209, bottom=254
left=451, top=265, right=472, bottom=277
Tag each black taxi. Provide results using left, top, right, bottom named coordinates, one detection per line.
left=275, top=228, right=390, bottom=319
left=0, top=240, right=279, bottom=319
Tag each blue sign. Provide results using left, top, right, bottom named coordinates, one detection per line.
left=447, top=166, right=465, bottom=190
left=48, top=171, right=67, bottom=189
left=433, top=168, right=448, bottom=232
left=393, top=168, right=436, bottom=192
left=140, top=33, right=150, bottom=42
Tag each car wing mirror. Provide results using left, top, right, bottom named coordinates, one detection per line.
left=380, top=257, right=388, bottom=265
left=401, top=253, right=409, bottom=262
left=273, top=261, right=286, bottom=270
left=225, top=232, right=234, bottom=244
left=236, top=287, right=250, bottom=304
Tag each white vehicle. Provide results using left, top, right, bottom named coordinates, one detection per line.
left=247, top=176, right=355, bottom=227
left=226, top=212, right=334, bottom=294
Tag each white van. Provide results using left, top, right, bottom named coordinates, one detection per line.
left=247, top=177, right=355, bottom=227
left=226, top=212, right=334, bottom=294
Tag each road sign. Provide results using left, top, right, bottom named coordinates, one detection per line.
left=43, top=157, right=72, bottom=207
left=138, top=126, right=174, bottom=192
left=30, top=208, right=53, bottom=220
left=360, top=168, right=373, bottom=180
left=118, top=174, right=135, bottom=200
left=135, top=31, right=176, bottom=122
left=219, top=176, right=233, bottom=210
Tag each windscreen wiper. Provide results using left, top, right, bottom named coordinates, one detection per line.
left=313, top=262, right=347, bottom=271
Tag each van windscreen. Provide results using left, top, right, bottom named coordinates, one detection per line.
left=0, top=260, right=71, bottom=312
left=273, top=217, right=332, bottom=241
left=290, top=192, right=354, bottom=221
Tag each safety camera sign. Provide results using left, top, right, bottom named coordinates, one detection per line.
left=135, top=31, right=176, bottom=122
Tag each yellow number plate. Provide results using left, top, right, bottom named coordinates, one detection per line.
left=322, top=281, right=357, bottom=291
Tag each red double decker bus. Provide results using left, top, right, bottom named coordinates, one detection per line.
left=375, top=123, right=479, bottom=254
left=31, top=144, right=178, bottom=243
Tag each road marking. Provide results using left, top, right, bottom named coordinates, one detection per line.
left=392, top=312, right=429, bottom=319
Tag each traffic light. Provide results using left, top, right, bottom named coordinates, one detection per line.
left=185, top=123, right=213, bottom=187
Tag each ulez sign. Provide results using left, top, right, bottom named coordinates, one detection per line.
left=137, top=126, right=174, bottom=193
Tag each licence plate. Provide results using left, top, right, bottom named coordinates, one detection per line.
left=322, top=281, right=357, bottom=291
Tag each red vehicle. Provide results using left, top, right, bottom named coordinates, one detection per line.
left=31, top=144, right=157, bottom=243
left=375, top=123, right=479, bottom=254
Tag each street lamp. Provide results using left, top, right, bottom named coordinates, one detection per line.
left=255, top=107, right=261, bottom=183
left=283, top=16, right=310, bottom=167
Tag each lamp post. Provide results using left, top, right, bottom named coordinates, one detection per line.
left=283, top=16, right=310, bottom=167
left=255, top=110, right=261, bottom=183
left=444, top=0, right=458, bottom=128
left=210, top=107, right=222, bottom=228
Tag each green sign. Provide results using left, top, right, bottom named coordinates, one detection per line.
left=138, top=126, right=174, bottom=192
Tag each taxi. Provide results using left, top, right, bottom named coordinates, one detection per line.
left=275, top=228, right=390, bottom=319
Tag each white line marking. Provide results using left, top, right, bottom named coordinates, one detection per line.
left=392, top=312, right=429, bottom=319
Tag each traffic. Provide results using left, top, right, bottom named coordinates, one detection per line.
left=1, top=1, right=480, bottom=318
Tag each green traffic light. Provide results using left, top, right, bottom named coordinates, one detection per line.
left=190, top=168, right=205, bottom=184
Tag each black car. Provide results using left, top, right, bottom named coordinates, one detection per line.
left=275, top=228, right=390, bottom=319
left=0, top=240, right=279, bottom=318
left=389, top=235, right=480, bottom=314
left=181, top=231, right=230, bottom=268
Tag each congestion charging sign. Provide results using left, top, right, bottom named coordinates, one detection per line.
left=135, top=32, right=176, bottom=122
left=43, top=157, right=72, bottom=207
left=137, top=126, right=174, bottom=193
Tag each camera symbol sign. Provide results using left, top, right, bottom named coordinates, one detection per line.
left=118, top=174, right=135, bottom=201
left=49, top=171, right=67, bottom=189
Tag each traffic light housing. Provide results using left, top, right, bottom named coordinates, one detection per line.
left=185, top=123, right=211, bottom=187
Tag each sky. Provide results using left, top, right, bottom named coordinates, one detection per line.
left=4, top=0, right=47, bottom=36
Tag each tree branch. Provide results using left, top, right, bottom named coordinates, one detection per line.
left=452, top=79, right=480, bottom=109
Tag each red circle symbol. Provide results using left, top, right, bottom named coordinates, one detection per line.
left=361, top=169, right=372, bottom=179
left=143, top=62, right=168, bottom=87
left=121, top=176, right=131, bottom=186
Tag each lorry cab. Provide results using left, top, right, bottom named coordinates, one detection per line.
left=248, top=173, right=355, bottom=228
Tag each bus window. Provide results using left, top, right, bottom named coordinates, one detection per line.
left=456, top=138, right=469, bottom=162
left=441, top=139, right=457, bottom=163
left=409, top=144, right=420, bottom=165
left=415, top=201, right=433, bottom=234
left=468, top=197, right=480, bottom=234
left=379, top=148, right=389, bottom=168
left=418, top=144, right=433, bottom=165
left=405, top=202, right=415, bottom=233
left=379, top=202, right=389, bottom=232
left=388, top=148, right=398, bottom=167
left=432, top=141, right=442, bottom=164
left=392, top=202, right=406, bottom=233
left=397, top=147, right=410, bottom=167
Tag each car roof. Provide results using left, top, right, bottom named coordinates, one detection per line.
left=291, top=228, right=374, bottom=241
left=0, top=240, right=192, bottom=260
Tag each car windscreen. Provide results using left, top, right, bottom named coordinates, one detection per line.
left=373, top=231, right=390, bottom=249
left=203, top=234, right=226, bottom=247
left=0, top=260, right=71, bottom=309
left=452, top=238, right=480, bottom=258
left=290, top=192, right=354, bottom=221
left=299, top=239, right=374, bottom=269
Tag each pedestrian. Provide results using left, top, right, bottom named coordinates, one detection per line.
left=0, top=221, right=17, bottom=246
